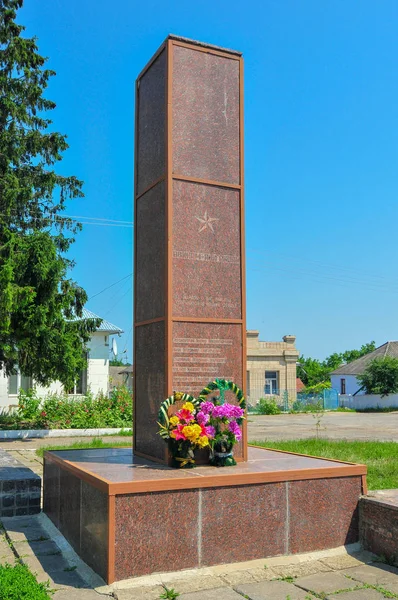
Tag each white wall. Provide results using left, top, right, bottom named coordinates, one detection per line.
left=339, top=393, right=398, bottom=409
left=331, top=374, right=363, bottom=396
left=0, top=332, right=111, bottom=411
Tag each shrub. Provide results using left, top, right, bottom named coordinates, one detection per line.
left=0, top=563, right=51, bottom=599
left=1, top=386, right=134, bottom=430
left=257, top=397, right=281, bottom=415
left=18, top=389, right=41, bottom=420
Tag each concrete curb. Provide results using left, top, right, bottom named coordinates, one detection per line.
left=0, top=428, right=131, bottom=439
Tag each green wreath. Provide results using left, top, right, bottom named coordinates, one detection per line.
left=157, top=392, right=199, bottom=440
left=198, top=378, right=246, bottom=421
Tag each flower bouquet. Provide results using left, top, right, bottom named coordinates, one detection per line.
left=158, top=381, right=246, bottom=468
left=199, top=400, right=245, bottom=467
left=158, top=394, right=215, bottom=468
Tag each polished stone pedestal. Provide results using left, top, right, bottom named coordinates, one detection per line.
left=43, top=447, right=367, bottom=584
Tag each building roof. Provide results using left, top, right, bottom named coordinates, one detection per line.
left=72, top=308, right=123, bottom=335
left=330, top=341, right=398, bottom=376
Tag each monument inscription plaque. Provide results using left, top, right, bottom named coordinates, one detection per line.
left=134, top=35, right=246, bottom=463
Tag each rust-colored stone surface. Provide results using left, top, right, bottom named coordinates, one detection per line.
left=172, top=322, right=243, bottom=395
left=289, top=477, right=361, bottom=553
left=172, top=180, right=241, bottom=320
left=360, top=494, right=398, bottom=563
left=43, top=460, right=60, bottom=528
left=172, top=45, right=240, bottom=184
left=59, top=469, right=81, bottom=553
left=114, top=489, right=199, bottom=579
left=135, top=181, right=165, bottom=322
left=136, top=50, right=165, bottom=195
left=201, top=483, right=287, bottom=565
left=80, top=481, right=108, bottom=582
left=134, top=37, right=245, bottom=464
left=134, top=321, right=166, bottom=461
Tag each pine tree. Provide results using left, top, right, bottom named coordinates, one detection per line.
left=0, top=0, right=99, bottom=387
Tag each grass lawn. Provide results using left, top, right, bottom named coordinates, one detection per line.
left=0, top=563, right=51, bottom=599
left=252, top=439, right=398, bottom=490
left=35, top=437, right=131, bottom=458
left=37, top=437, right=398, bottom=491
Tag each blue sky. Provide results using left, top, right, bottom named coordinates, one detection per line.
left=20, top=0, right=398, bottom=362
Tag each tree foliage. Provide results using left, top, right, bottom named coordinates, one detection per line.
left=297, top=341, right=376, bottom=387
left=0, top=0, right=99, bottom=387
left=357, top=356, right=398, bottom=397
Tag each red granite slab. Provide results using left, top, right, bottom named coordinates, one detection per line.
left=201, top=483, right=287, bottom=565
left=288, top=477, right=362, bottom=553
left=114, top=489, right=199, bottom=579
left=172, top=180, right=242, bottom=320
left=136, top=50, right=165, bottom=195
left=172, top=45, right=240, bottom=184
left=134, top=321, right=166, bottom=461
left=135, top=181, right=165, bottom=323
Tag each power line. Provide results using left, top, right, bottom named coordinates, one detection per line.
left=89, top=273, right=132, bottom=300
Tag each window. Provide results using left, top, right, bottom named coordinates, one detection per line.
left=67, top=367, right=87, bottom=395
left=8, top=371, right=33, bottom=395
left=341, top=378, right=346, bottom=394
left=265, top=371, right=279, bottom=395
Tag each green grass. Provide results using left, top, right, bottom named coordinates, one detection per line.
left=0, top=563, right=51, bottom=599
left=251, top=439, right=398, bottom=490
left=36, top=437, right=131, bottom=458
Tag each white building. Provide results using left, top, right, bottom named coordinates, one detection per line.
left=330, top=341, right=398, bottom=396
left=0, top=309, right=123, bottom=411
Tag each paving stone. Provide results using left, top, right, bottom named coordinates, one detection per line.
left=235, top=580, right=315, bottom=599
left=53, top=590, right=112, bottom=599
left=113, top=587, right=172, bottom=600
left=220, top=570, right=259, bottom=585
left=294, top=572, right=356, bottom=594
left=179, top=588, right=243, bottom=600
left=13, top=539, right=61, bottom=557
left=343, top=564, right=398, bottom=586
left=271, top=560, right=331, bottom=578
left=246, top=567, right=278, bottom=582
left=2, top=523, right=48, bottom=543
left=320, top=552, right=376, bottom=571
left=21, top=552, right=75, bottom=573
left=166, top=575, right=227, bottom=593
left=329, top=590, right=386, bottom=599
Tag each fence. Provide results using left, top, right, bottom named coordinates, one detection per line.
left=247, top=388, right=339, bottom=414
left=339, top=393, right=398, bottom=410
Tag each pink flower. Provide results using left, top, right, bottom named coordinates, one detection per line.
left=200, top=401, right=214, bottom=415
left=196, top=411, right=209, bottom=425
left=205, top=425, right=216, bottom=438
left=176, top=409, right=194, bottom=423
left=229, top=421, right=242, bottom=441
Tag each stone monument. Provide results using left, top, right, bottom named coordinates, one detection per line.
left=133, top=35, right=247, bottom=464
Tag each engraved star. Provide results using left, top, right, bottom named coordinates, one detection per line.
left=195, top=211, right=219, bottom=233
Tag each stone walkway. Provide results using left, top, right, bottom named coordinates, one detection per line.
left=2, top=512, right=398, bottom=600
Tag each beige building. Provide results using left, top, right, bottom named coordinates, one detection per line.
left=246, top=331, right=299, bottom=405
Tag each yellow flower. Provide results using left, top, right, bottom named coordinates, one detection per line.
left=169, top=429, right=177, bottom=439
left=182, top=424, right=201, bottom=442
left=182, top=401, right=194, bottom=412
left=197, top=435, right=209, bottom=448
left=174, top=392, right=184, bottom=401
left=169, top=416, right=179, bottom=426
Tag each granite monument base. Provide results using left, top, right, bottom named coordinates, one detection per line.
left=43, top=447, right=367, bottom=584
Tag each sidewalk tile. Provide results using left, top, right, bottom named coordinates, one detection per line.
left=294, top=572, right=357, bottom=594
left=343, top=564, right=398, bottom=586
left=113, top=587, right=171, bottom=600
left=236, top=580, right=314, bottom=599
left=179, top=588, right=243, bottom=599
left=329, top=590, right=385, bottom=599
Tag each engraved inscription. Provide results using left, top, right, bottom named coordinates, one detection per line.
left=173, top=249, right=240, bottom=265
left=173, top=336, right=233, bottom=390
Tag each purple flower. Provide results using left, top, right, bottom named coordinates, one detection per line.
left=205, top=425, right=216, bottom=438
left=229, top=421, right=242, bottom=441
left=196, top=411, right=209, bottom=425
left=200, top=401, right=214, bottom=415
